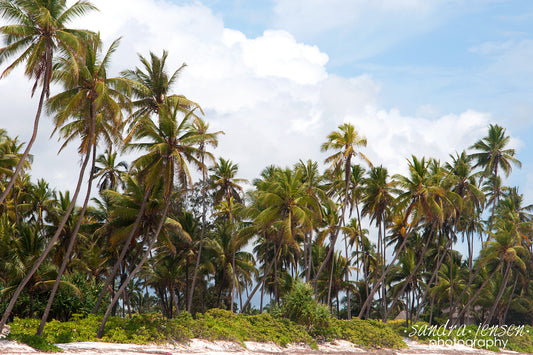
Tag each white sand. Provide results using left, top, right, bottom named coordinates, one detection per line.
left=0, top=338, right=525, bottom=355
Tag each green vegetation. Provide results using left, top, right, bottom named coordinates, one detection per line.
left=1, top=1, right=533, bottom=353
left=8, top=310, right=409, bottom=351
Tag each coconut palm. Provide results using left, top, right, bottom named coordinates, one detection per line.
left=316, top=123, right=370, bottom=311
left=0, top=0, right=96, bottom=207
left=469, top=124, right=521, bottom=231
left=361, top=166, right=397, bottom=319
left=37, top=36, right=129, bottom=335
left=207, top=157, right=247, bottom=311
left=97, top=100, right=208, bottom=337
left=122, top=50, right=201, bottom=121
left=94, top=148, right=128, bottom=192
left=359, top=156, right=452, bottom=318
left=187, top=118, right=222, bottom=312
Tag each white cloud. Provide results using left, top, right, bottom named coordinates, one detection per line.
left=0, top=0, right=501, bottom=195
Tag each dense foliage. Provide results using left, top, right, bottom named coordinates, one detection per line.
left=8, top=309, right=408, bottom=351
left=1, top=1, right=533, bottom=352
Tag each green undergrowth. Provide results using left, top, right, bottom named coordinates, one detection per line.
left=8, top=310, right=409, bottom=352
left=327, top=318, right=407, bottom=349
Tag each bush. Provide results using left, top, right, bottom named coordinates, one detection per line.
left=329, top=318, right=406, bottom=349
left=281, top=281, right=331, bottom=336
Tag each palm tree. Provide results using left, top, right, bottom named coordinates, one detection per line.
left=187, top=118, right=222, bottom=313
left=359, top=156, right=451, bottom=318
left=242, top=167, right=316, bottom=311
left=361, top=166, right=397, bottom=319
left=469, top=124, right=521, bottom=231
left=207, top=157, right=246, bottom=312
left=0, top=0, right=96, bottom=207
left=121, top=50, right=201, bottom=121
left=294, top=159, right=325, bottom=283
left=97, top=100, right=208, bottom=337
left=316, top=123, right=370, bottom=311
left=37, top=36, right=129, bottom=335
left=94, top=148, right=128, bottom=191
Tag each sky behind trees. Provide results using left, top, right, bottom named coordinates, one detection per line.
left=1, top=0, right=532, bottom=201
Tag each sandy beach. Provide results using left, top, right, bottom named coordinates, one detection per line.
left=0, top=338, right=526, bottom=355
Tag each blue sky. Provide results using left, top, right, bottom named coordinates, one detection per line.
left=201, top=0, right=533, bottom=196
left=2, top=0, right=532, bottom=202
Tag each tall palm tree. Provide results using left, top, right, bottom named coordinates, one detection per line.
left=187, top=118, right=221, bottom=313
left=94, top=50, right=201, bottom=315
left=294, top=159, right=325, bottom=283
left=207, top=157, right=246, bottom=312
left=97, top=100, right=208, bottom=337
left=316, top=123, right=370, bottom=310
left=359, top=156, right=451, bottom=318
left=469, top=124, right=521, bottom=231
left=242, top=167, right=316, bottom=311
left=37, top=36, right=129, bottom=335
left=361, top=166, right=397, bottom=319
left=121, top=50, right=201, bottom=121
left=0, top=0, right=96, bottom=207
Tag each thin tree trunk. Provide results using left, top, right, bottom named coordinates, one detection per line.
left=384, top=233, right=434, bottom=321
left=188, top=154, right=208, bottom=312
left=242, top=240, right=282, bottom=312
left=359, top=223, right=426, bottom=319
left=37, top=142, right=96, bottom=336
left=0, top=52, right=52, bottom=207
left=412, top=236, right=455, bottom=323
left=93, top=186, right=152, bottom=314
left=502, top=274, right=518, bottom=325
left=231, top=250, right=236, bottom=312
left=484, top=261, right=511, bottom=326
left=454, top=264, right=501, bottom=323
left=315, top=160, right=351, bottom=295
left=97, top=190, right=172, bottom=338
left=0, top=114, right=91, bottom=330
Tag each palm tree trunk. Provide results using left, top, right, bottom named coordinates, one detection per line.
left=242, top=239, right=282, bottom=312
left=315, top=161, right=351, bottom=295
left=231, top=250, right=236, bottom=312
left=384, top=232, right=435, bottom=321
left=345, top=232, right=351, bottom=320
left=454, top=263, right=501, bottom=323
left=0, top=53, right=51, bottom=207
left=93, top=185, right=152, bottom=314
left=97, top=189, right=172, bottom=338
left=412, top=236, right=455, bottom=323
left=37, top=143, right=96, bottom=336
left=0, top=109, right=92, bottom=331
left=359, top=223, right=428, bottom=319
left=484, top=261, right=511, bottom=326
left=502, top=274, right=518, bottom=325
left=188, top=154, right=208, bottom=312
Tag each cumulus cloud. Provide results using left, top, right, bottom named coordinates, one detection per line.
left=0, top=0, right=498, bottom=195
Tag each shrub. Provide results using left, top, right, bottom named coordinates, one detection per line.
left=281, top=280, right=331, bottom=336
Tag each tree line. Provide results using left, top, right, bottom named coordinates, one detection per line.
left=1, top=0, right=532, bottom=337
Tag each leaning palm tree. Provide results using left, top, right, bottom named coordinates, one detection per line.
left=36, top=36, right=129, bottom=335
left=97, top=100, right=208, bottom=337
left=359, top=156, right=451, bottom=318
left=0, top=0, right=96, bottom=207
left=94, top=49, right=201, bottom=315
